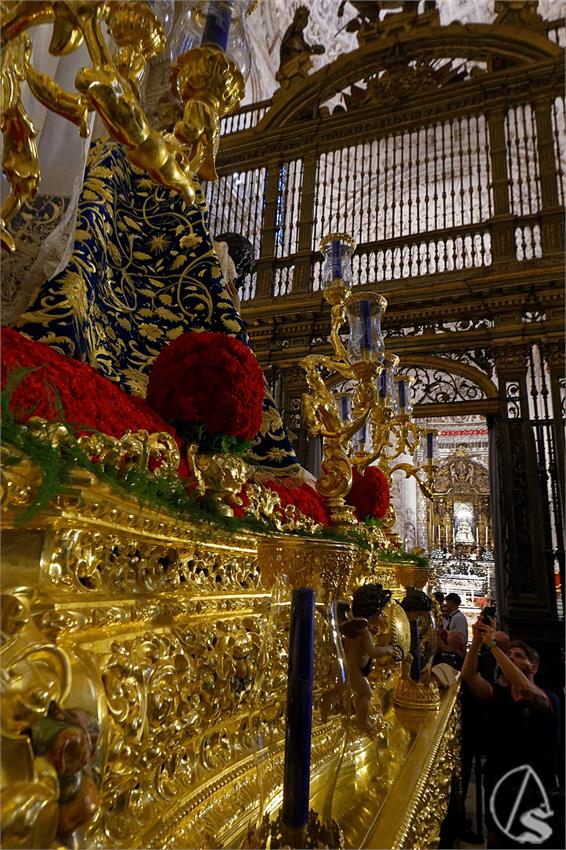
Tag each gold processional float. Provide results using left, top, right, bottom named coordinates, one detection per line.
left=0, top=2, right=460, bottom=848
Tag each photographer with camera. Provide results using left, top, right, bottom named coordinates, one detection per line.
left=460, top=615, right=561, bottom=848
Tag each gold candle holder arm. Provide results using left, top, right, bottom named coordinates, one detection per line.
left=106, top=0, right=166, bottom=84
left=74, top=64, right=197, bottom=207
left=0, top=1, right=56, bottom=47
left=301, top=355, right=375, bottom=527
left=385, top=418, right=419, bottom=463
left=352, top=403, right=394, bottom=474
left=24, top=60, right=90, bottom=136
left=387, top=461, right=435, bottom=500
left=328, top=298, right=349, bottom=364
left=171, top=46, right=244, bottom=183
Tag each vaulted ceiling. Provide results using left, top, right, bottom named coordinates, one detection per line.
left=244, top=0, right=564, bottom=104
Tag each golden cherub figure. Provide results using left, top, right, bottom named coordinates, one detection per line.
left=339, top=583, right=403, bottom=734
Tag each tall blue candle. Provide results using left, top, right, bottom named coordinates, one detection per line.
left=340, top=394, right=349, bottom=421
left=426, top=431, right=434, bottom=459
left=398, top=379, right=406, bottom=409
left=282, top=587, right=316, bottom=834
left=410, top=619, right=421, bottom=681
left=379, top=363, right=388, bottom=399
left=201, top=1, right=233, bottom=51
left=359, top=300, right=373, bottom=352
left=331, top=240, right=343, bottom=279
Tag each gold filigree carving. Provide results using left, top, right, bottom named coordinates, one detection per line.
left=1, top=592, right=102, bottom=846
left=2, top=447, right=460, bottom=848
left=186, top=449, right=250, bottom=517
left=257, top=536, right=357, bottom=595
left=0, top=33, right=39, bottom=250
left=393, top=677, right=441, bottom=712
left=432, top=451, right=490, bottom=496
left=1, top=2, right=245, bottom=250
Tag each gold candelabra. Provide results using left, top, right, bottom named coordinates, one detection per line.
left=301, top=233, right=437, bottom=529
left=0, top=0, right=249, bottom=251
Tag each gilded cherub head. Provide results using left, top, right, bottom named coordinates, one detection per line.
left=352, top=582, right=392, bottom=620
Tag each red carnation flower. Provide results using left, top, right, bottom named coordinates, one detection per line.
left=146, top=331, right=264, bottom=441
left=264, top=479, right=331, bottom=527
left=345, top=466, right=390, bottom=521
left=0, top=327, right=188, bottom=475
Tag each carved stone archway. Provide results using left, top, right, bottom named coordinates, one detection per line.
left=257, top=20, right=562, bottom=130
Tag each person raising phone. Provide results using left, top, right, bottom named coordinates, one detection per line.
left=460, top=615, right=561, bottom=848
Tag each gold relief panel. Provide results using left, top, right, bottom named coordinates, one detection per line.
left=2, top=458, right=274, bottom=848
left=90, top=616, right=267, bottom=847
left=2, top=454, right=461, bottom=848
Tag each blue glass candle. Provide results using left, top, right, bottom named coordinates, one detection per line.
left=282, top=587, right=316, bottom=834
left=355, top=421, right=367, bottom=451
left=426, top=432, right=434, bottom=459
left=379, top=363, right=388, bottom=399
left=359, top=300, right=373, bottom=352
left=320, top=234, right=356, bottom=290
left=201, top=1, right=233, bottom=50
left=398, top=379, right=406, bottom=409
left=331, top=240, right=343, bottom=279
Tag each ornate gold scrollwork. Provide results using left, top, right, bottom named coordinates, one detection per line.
left=0, top=33, right=40, bottom=251
left=257, top=536, right=356, bottom=595
left=171, top=46, right=245, bottom=182
left=1, top=442, right=461, bottom=846
left=0, top=1, right=245, bottom=251
left=106, top=0, right=165, bottom=83
left=1, top=591, right=102, bottom=847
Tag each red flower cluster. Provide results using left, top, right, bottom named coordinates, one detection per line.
left=147, top=331, right=264, bottom=441
left=0, top=327, right=187, bottom=470
left=346, top=466, right=390, bottom=521
left=264, top=478, right=331, bottom=527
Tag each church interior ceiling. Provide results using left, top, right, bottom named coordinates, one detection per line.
left=244, top=0, right=565, bottom=104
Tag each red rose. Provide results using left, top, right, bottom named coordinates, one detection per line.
left=146, top=331, right=264, bottom=441
left=345, top=466, right=390, bottom=521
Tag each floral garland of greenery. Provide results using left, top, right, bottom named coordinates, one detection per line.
left=376, top=547, right=430, bottom=568
left=172, top=421, right=252, bottom=456
left=1, top=374, right=370, bottom=550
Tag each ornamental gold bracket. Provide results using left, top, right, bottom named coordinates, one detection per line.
left=300, top=307, right=381, bottom=529
left=0, top=0, right=245, bottom=251
left=301, top=248, right=438, bottom=528
left=360, top=406, right=437, bottom=500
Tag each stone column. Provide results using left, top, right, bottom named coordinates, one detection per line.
left=489, top=343, right=560, bottom=646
